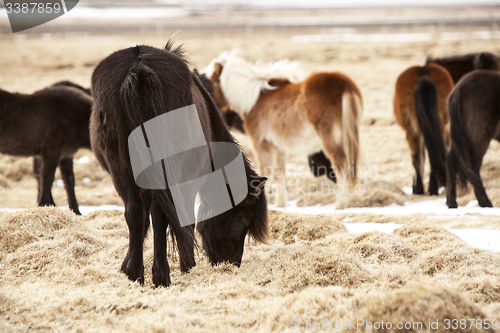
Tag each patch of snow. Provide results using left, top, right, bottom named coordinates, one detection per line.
left=77, top=205, right=125, bottom=215
left=402, top=186, right=413, bottom=195
left=271, top=198, right=500, bottom=217
left=83, top=177, right=91, bottom=184
left=0, top=205, right=124, bottom=216
left=54, top=179, right=65, bottom=188
left=344, top=222, right=402, bottom=234
left=448, top=229, right=500, bottom=252
left=74, top=156, right=90, bottom=164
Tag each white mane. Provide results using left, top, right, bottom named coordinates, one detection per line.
left=203, top=50, right=307, bottom=114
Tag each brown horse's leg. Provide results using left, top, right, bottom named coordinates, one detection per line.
left=59, top=158, right=81, bottom=215
left=406, top=133, right=425, bottom=195
left=255, top=141, right=280, bottom=205
left=151, top=198, right=171, bottom=287
left=120, top=187, right=148, bottom=284
left=38, top=156, right=58, bottom=208
left=274, top=151, right=288, bottom=207
left=446, top=147, right=458, bottom=208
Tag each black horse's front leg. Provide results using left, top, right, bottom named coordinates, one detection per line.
left=178, top=224, right=196, bottom=273
left=38, top=155, right=58, bottom=207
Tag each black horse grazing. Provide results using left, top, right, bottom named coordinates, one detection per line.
left=426, top=52, right=500, bottom=83
left=0, top=83, right=92, bottom=214
left=90, top=43, right=269, bottom=287
left=446, top=70, right=500, bottom=208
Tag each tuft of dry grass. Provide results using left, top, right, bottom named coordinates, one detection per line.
left=357, top=284, right=495, bottom=333
left=0, top=207, right=499, bottom=332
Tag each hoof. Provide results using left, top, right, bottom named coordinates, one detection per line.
left=479, top=200, right=493, bottom=208
left=446, top=200, right=458, bottom=209
left=121, top=256, right=144, bottom=285
left=412, top=187, right=424, bottom=195
left=152, top=264, right=171, bottom=288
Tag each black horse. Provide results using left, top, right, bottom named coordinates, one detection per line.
left=90, top=42, right=269, bottom=287
left=446, top=70, right=500, bottom=208
left=426, top=52, right=500, bottom=83
left=0, top=82, right=92, bottom=214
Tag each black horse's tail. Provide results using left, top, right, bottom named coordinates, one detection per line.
left=414, top=77, right=447, bottom=187
left=119, top=55, right=195, bottom=264
left=447, top=90, right=479, bottom=190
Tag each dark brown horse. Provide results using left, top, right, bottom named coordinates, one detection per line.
left=393, top=64, right=454, bottom=195
left=90, top=42, right=268, bottom=287
left=446, top=70, right=500, bottom=208
left=426, top=52, right=500, bottom=83
left=0, top=82, right=92, bottom=214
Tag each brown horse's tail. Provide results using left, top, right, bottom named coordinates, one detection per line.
left=414, top=77, right=447, bottom=187
left=341, top=89, right=363, bottom=188
left=119, top=55, right=196, bottom=266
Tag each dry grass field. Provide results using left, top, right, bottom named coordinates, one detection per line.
left=1, top=5, right=500, bottom=332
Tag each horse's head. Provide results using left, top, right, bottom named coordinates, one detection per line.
left=196, top=172, right=268, bottom=266
left=474, top=52, right=500, bottom=71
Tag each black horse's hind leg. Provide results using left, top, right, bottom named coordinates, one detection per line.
left=446, top=148, right=458, bottom=208
left=411, top=151, right=425, bottom=195
left=428, top=169, right=439, bottom=196
left=59, top=158, right=81, bottom=215
left=121, top=188, right=149, bottom=284
left=470, top=158, right=493, bottom=207
left=151, top=198, right=171, bottom=287
left=38, top=155, right=58, bottom=208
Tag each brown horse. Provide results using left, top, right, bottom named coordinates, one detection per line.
left=204, top=51, right=362, bottom=208
left=198, top=72, right=246, bottom=133
left=426, top=52, right=500, bottom=83
left=90, top=43, right=268, bottom=287
left=0, top=82, right=92, bottom=214
left=446, top=70, right=500, bottom=208
left=393, top=64, right=454, bottom=195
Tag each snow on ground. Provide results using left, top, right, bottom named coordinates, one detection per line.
left=0, top=205, right=124, bottom=215
left=271, top=198, right=500, bottom=217
left=1, top=199, right=498, bottom=252
left=271, top=198, right=500, bottom=252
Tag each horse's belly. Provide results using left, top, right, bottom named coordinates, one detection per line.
left=265, top=122, right=323, bottom=156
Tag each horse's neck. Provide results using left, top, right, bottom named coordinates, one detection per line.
left=0, top=88, right=13, bottom=99
left=0, top=89, right=21, bottom=118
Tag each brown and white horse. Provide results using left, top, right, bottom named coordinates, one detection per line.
left=203, top=51, right=363, bottom=208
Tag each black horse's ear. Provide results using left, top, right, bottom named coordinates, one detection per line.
left=250, top=176, right=267, bottom=198
left=241, top=176, right=267, bottom=206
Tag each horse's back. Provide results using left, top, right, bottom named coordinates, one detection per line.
left=0, top=86, right=91, bottom=156
left=449, top=70, right=500, bottom=132
left=394, top=64, right=453, bottom=130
